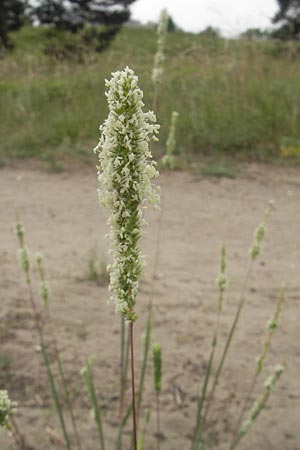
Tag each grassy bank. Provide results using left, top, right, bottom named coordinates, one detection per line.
left=1, top=26, right=300, bottom=165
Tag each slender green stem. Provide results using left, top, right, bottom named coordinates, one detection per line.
left=36, top=254, right=81, bottom=450
left=82, top=362, right=105, bottom=450
left=115, top=405, right=132, bottom=450
left=156, top=392, right=160, bottom=450
left=54, top=340, right=82, bottom=450
left=37, top=262, right=81, bottom=450
left=202, top=261, right=253, bottom=426
left=230, top=386, right=269, bottom=450
left=192, top=246, right=226, bottom=450
left=137, top=409, right=151, bottom=450
left=230, top=362, right=284, bottom=449
left=15, top=223, right=71, bottom=449
left=203, top=208, right=271, bottom=428
left=39, top=332, right=71, bottom=450
left=230, top=286, right=285, bottom=446
left=192, top=342, right=216, bottom=450
left=230, top=373, right=258, bottom=449
left=26, top=281, right=71, bottom=450
left=130, top=321, right=138, bottom=450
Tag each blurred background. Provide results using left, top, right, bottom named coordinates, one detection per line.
left=2, top=0, right=300, bottom=170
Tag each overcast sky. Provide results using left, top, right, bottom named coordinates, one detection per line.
left=131, top=0, right=279, bottom=36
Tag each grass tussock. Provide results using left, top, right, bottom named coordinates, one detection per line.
left=201, top=159, right=240, bottom=178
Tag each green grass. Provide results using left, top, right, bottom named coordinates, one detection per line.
left=201, top=159, right=240, bottom=178
left=0, top=355, right=11, bottom=380
left=2, top=26, right=300, bottom=164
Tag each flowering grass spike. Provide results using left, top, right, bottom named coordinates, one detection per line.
left=162, top=111, right=179, bottom=170
left=94, top=66, right=160, bottom=322
left=232, top=364, right=284, bottom=449
left=216, top=243, right=228, bottom=293
left=0, top=390, right=17, bottom=428
left=152, top=9, right=169, bottom=85
left=36, top=253, right=49, bottom=308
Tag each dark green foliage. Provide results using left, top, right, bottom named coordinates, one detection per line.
left=167, top=15, right=178, bottom=32
left=198, top=26, right=220, bottom=39
left=0, top=0, right=25, bottom=49
left=28, top=0, right=136, bottom=52
left=81, top=24, right=120, bottom=53
left=30, top=1, right=74, bottom=31
left=273, top=0, right=300, bottom=39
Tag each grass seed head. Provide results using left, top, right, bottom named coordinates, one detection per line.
left=153, top=343, right=162, bottom=393
left=216, top=244, right=228, bottom=291
left=152, top=9, right=169, bottom=85
left=18, top=246, right=30, bottom=273
left=264, top=364, right=284, bottom=391
left=15, top=221, right=24, bottom=244
left=95, top=66, right=160, bottom=321
left=0, top=390, right=17, bottom=428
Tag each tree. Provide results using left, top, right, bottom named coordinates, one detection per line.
left=273, top=0, right=300, bottom=39
left=0, top=0, right=25, bottom=49
left=30, top=0, right=135, bottom=32
left=167, top=15, right=179, bottom=32
left=198, top=26, right=220, bottom=39
left=29, top=0, right=136, bottom=51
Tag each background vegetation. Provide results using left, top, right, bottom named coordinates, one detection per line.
left=2, top=25, right=300, bottom=168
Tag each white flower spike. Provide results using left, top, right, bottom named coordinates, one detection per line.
left=152, top=9, right=169, bottom=85
left=95, top=67, right=160, bottom=321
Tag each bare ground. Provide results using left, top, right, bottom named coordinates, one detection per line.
left=0, top=163, right=299, bottom=450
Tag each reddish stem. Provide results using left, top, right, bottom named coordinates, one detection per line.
left=130, top=321, right=138, bottom=450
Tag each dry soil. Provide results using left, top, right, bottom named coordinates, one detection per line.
left=0, top=163, right=299, bottom=450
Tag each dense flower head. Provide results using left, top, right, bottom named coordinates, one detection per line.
left=0, top=390, right=17, bottom=428
left=94, top=67, right=160, bottom=321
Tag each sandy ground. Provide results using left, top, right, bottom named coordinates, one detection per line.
left=0, top=163, right=299, bottom=450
